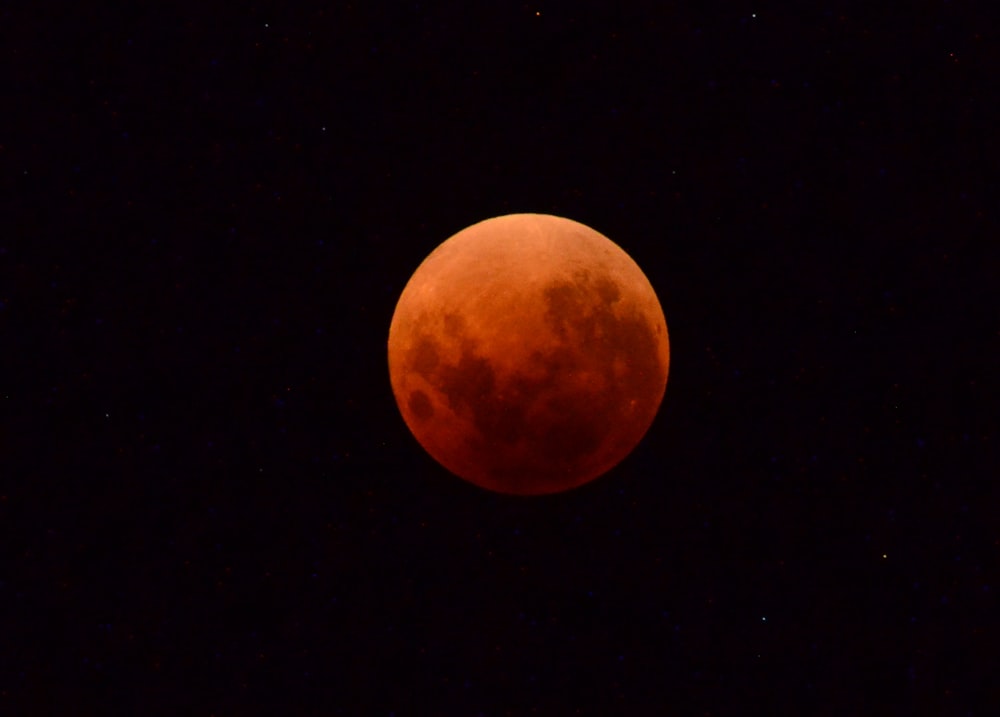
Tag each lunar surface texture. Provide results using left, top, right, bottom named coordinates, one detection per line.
left=388, top=213, right=669, bottom=495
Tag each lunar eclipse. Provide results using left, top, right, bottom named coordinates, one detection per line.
left=388, top=213, right=669, bottom=495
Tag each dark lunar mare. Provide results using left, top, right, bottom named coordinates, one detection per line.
left=405, top=270, right=663, bottom=491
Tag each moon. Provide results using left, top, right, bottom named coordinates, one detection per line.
left=387, top=213, right=669, bottom=495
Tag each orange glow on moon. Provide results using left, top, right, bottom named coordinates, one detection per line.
left=387, top=213, right=670, bottom=495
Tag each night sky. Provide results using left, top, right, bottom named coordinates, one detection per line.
left=4, top=2, right=997, bottom=714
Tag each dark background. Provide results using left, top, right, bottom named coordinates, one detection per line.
left=3, top=1, right=997, bottom=714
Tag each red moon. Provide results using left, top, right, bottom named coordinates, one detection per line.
left=387, top=213, right=669, bottom=495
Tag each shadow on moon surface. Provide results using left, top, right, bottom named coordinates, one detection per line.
left=403, top=270, right=665, bottom=492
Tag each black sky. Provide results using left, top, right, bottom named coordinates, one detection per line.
left=3, top=1, right=998, bottom=714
